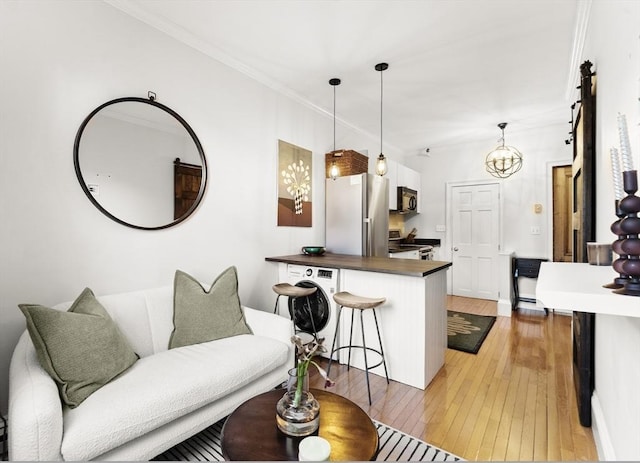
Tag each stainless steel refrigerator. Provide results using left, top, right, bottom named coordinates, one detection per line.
left=325, top=173, right=389, bottom=257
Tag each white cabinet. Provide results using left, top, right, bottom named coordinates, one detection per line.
left=389, top=249, right=420, bottom=259
left=387, top=162, right=421, bottom=213
left=339, top=268, right=448, bottom=389
left=400, top=166, right=420, bottom=192
left=386, top=159, right=398, bottom=210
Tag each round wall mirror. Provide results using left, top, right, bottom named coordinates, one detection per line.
left=73, top=96, right=207, bottom=230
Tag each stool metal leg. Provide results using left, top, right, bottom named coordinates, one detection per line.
left=291, top=296, right=297, bottom=334
left=360, top=309, right=373, bottom=405
left=273, top=294, right=282, bottom=315
left=290, top=296, right=298, bottom=368
left=347, top=307, right=355, bottom=371
left=304, top=295, right=319, bottom=342
left=325, top=297, right=388, bottom=404
left=325, top=304, right=344, bottom=383
left=372, top=308, right=389, bottom=384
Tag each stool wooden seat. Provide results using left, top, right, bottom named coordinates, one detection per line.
left=272, top=283, right=318, bottom=299
left=333, top=291, right=386, bottom=310
left=326, top=291, right=389, bottom=405
left=272, top=283, right=319, bottom=362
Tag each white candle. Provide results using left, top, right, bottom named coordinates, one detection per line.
left=610, top=147, right=624, bottom=200
left=617, top=113, right=634, bottom=171
left=298, top=436, right=331, bottom=461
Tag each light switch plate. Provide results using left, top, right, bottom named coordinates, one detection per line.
left=531, top=226, right=541, bottom=235
left=436, top=224, right=446, bottom=232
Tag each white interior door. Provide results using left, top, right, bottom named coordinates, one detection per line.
left=451, top=183, right=500, bottom=300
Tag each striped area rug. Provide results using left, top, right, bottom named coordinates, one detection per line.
left=154, top=418, right=462, bottom=461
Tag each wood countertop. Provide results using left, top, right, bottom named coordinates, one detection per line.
left=265, top=253, right=452, bottom=277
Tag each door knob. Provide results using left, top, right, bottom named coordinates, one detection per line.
left=453, top=247, right=459, bottom=251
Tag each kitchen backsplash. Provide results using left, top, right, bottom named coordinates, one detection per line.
left=389, top=213, right=405, bottom=235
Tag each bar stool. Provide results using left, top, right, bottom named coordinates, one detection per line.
left=326, top=291, right=389, bottom=405
left=272, top=283, right=319, bottom=341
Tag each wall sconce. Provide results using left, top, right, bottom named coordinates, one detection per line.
left=485, top=122, right=523, bottom=178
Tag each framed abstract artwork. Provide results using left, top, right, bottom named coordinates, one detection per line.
left=277, top=140, right=312, bottom=227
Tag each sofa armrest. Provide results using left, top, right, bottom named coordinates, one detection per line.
left=243, top=306, right=294, bottom=367
left=9, top=331, right=64, bottom=461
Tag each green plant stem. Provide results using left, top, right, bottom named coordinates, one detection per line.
left=294, top=361, right=308, bottom=408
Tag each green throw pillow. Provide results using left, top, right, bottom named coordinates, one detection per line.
left=169, top=266, right=252, bottom=349
left=19, top=288, right=138, bottom=408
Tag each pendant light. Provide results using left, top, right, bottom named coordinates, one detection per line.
left=375, top=63, right=389, bottom=176
left=329, top=78, right=342, bottom=180
left=485, top=122, right=523, bottom=178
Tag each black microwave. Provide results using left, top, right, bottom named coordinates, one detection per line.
left=397, top=186, right=417, bottom=213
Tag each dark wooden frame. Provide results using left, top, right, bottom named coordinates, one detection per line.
left=572, top=61, right=597, bottom=262
left=73, top=96, right=207, bottom=230
left=173, top=158, right=203, bottom=220
left=571, top=60, right=596, bottom=428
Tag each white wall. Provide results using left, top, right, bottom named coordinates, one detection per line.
left=0, top=1, right=391, bottom=415
left=403, top=123, right=571, bottom=295
left=580, top=1, right=640, bottom=460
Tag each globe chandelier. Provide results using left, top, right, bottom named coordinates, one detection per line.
left=485, top=122, right=523, bottom=179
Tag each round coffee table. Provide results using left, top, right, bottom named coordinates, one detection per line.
left=221, top=388, right=378, bottom=461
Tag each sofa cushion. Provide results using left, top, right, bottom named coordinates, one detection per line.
left=169, top=267, right=252, bottom=349
left=18, top=288, right=138, bottom=408
left=60, top=334, right=289, bottom=461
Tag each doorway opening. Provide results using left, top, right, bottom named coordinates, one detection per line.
left=552, top=164, right=573, bottom=262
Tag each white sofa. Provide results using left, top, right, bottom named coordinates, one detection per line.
left=9, top=285, right=293, bottom=461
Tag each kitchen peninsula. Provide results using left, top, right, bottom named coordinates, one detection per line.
left=265, top=253, right=452, bottom=389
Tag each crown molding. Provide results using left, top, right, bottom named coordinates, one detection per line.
left=565, top=0, right=593, bottom=102
left=103, top=0, right=399, bottom=152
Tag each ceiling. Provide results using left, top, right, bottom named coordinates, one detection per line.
left=107, top=0, right=585, bottom=156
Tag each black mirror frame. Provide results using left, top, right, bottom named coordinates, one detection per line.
left=73, top=96, right=207, bottom=230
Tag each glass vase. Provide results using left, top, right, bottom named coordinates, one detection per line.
left=275, top=367, right=320, bottom=437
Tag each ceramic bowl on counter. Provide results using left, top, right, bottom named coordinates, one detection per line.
left=301, top=246, right=325, bottom=256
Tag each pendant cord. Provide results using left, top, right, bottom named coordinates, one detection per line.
left=333, top=85, right=336, bottom=152
left=380, top=68, right=383, bottom=155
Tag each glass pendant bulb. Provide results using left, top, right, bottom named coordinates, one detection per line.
left=329, top=161, right=339, bottom=180
left=376, top=153, right=388, bottom=176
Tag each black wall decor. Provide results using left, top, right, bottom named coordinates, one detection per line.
left=571, top=60, right=596, bottom=428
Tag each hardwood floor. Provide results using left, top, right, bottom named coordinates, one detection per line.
left=309, top=296, right=598, bottom=461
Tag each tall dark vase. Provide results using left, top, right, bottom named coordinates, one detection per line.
left=606, top=200, right=630, bottom=288
left=613, top=170, right=640, bottom=296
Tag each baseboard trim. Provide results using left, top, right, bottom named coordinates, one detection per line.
left=552, top=308, right=572, bottom=316
left=497, top=298, right=512, bottom=317
left=592, top=391, right=616, bottom=460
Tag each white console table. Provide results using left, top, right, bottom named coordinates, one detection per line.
left=536, top=262, right=640, bottom=317
left=537, top=261, right=640, bottom=458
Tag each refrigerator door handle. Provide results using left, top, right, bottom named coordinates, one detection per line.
left=364, top=217, right=372, bottom=257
